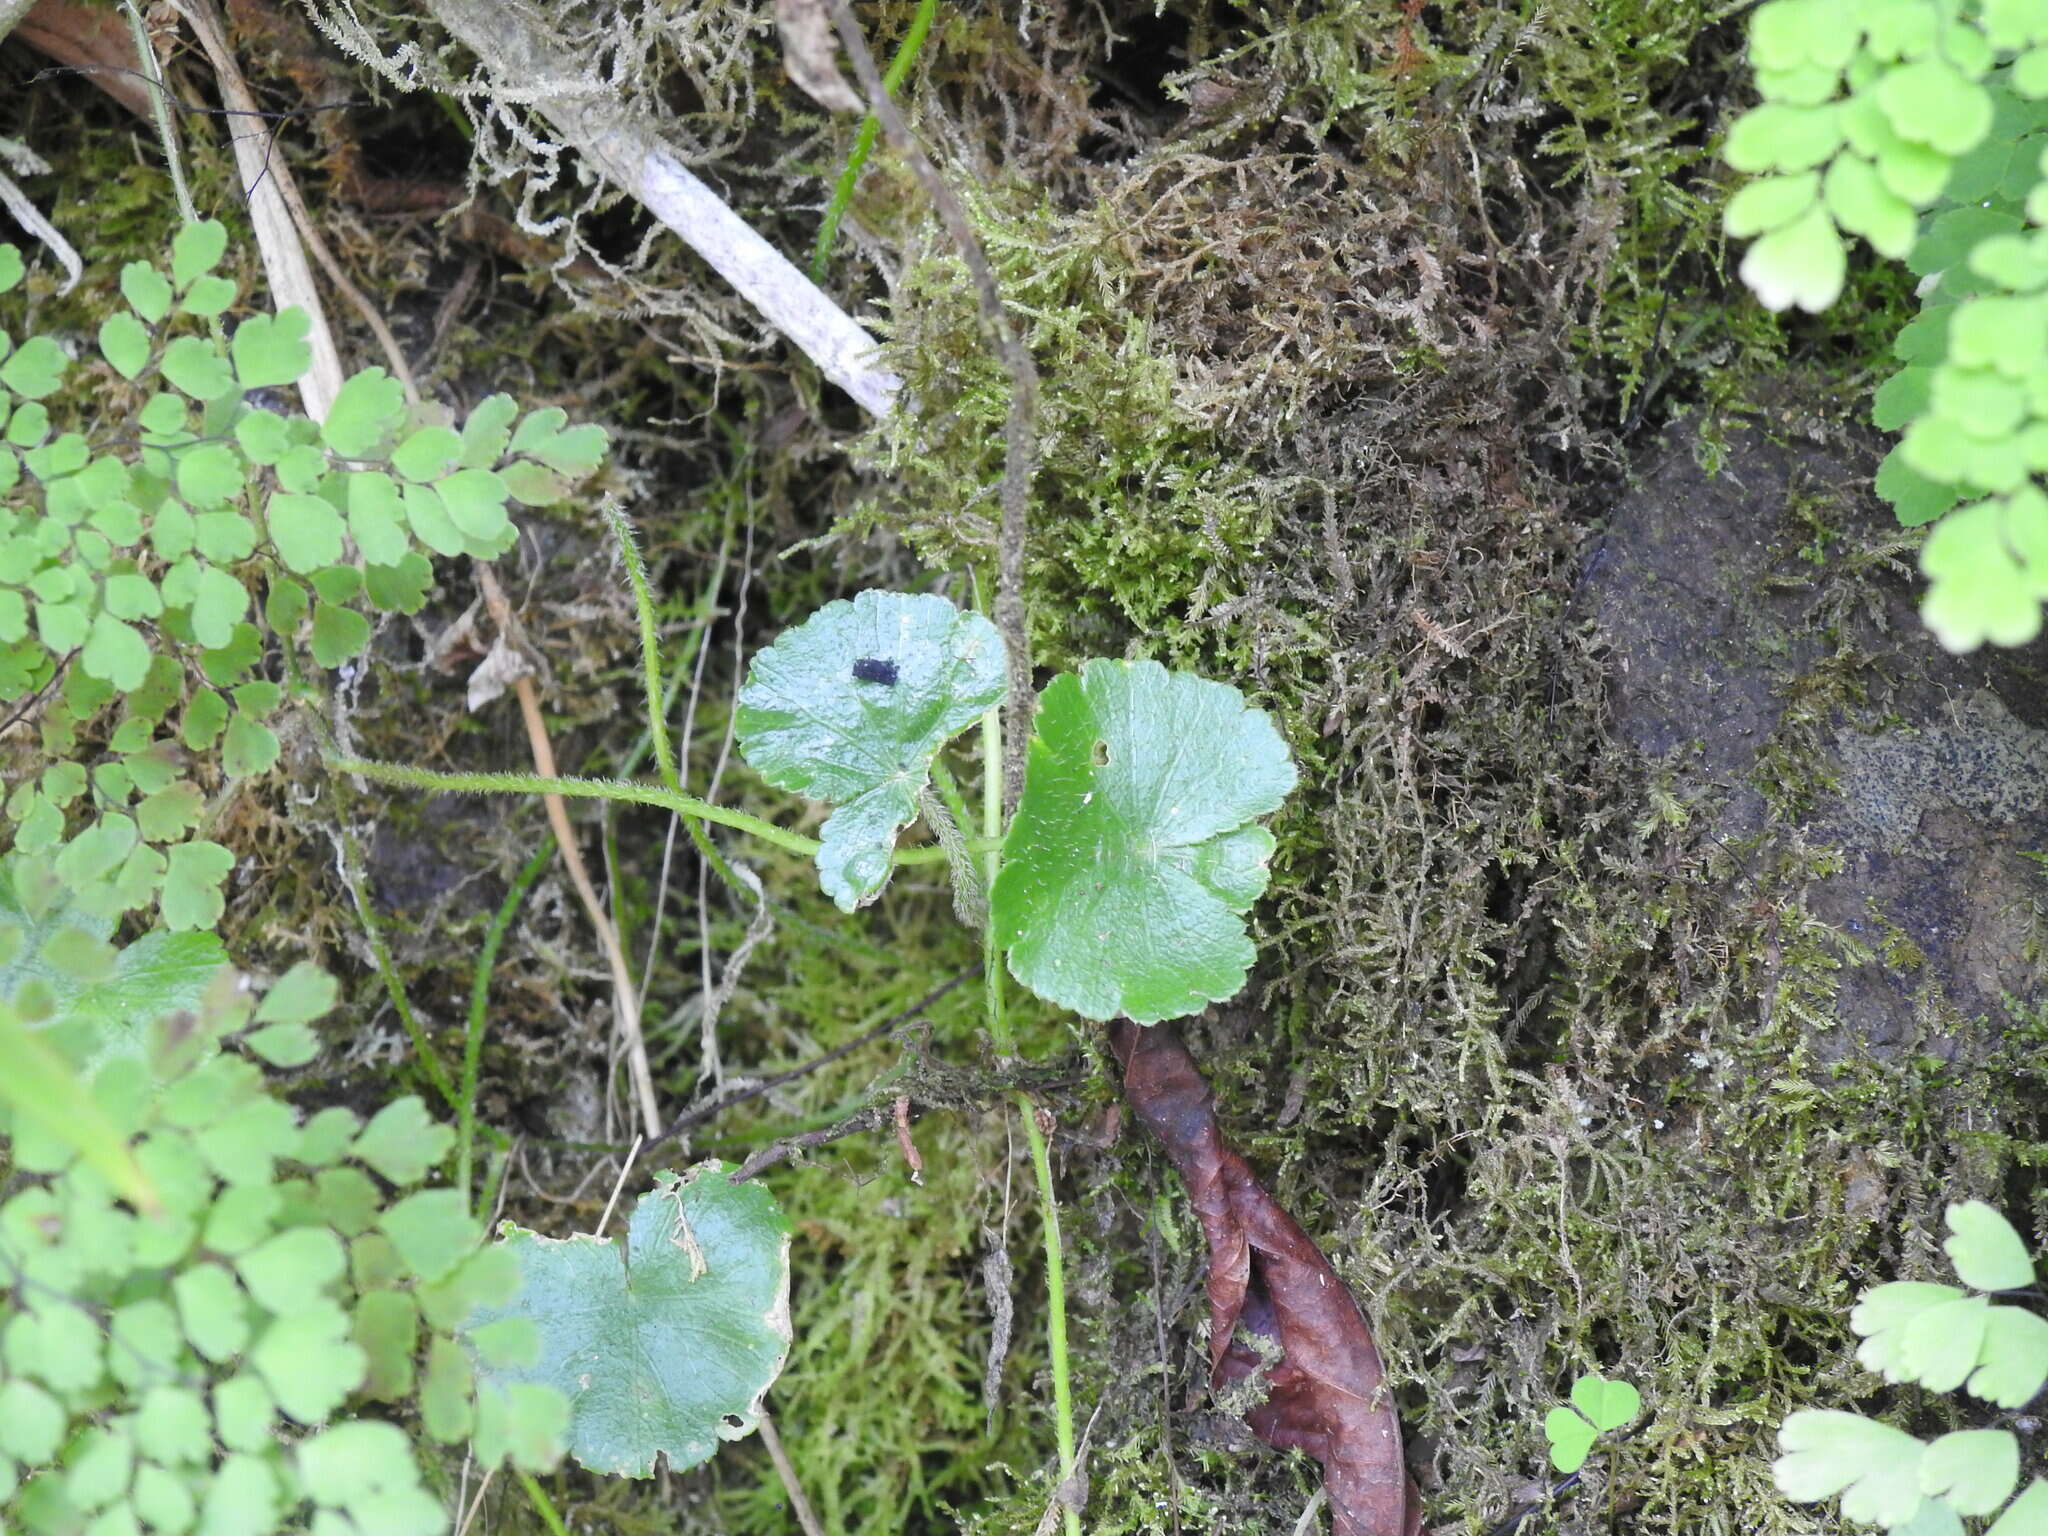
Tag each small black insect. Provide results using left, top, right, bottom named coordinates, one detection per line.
left=851, top=657, right=899, bottom=686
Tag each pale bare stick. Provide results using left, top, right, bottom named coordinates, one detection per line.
left=474, top=562, right=662, bottom=1139
left=412, top=0, right=898, bottom=416
left=594, top=1135, right=642, bottom=1239
left=168, top=0, right=347, bottom=414
left=756, top=1411, right=825, bottom=1536
left=452, top=1466, right=494, bottom=1536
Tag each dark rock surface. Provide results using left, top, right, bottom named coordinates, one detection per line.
left=1589, top=422, right=2048, bottom=1051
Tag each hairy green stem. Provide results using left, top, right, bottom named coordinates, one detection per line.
left=978, top=704, right=1080, bottom=1536
left=809, top=0, right=938, bottom=280
left=459, top=839, right=553, bottom=1214
left=335, top=756, right=964, bottom=865
left=123, top=2, right=197, bottom=226
left=603, top=501, right=679, bottom=794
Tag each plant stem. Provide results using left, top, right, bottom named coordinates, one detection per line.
left=334, top=755, right=971, bottom=866
left=334, top=758, right=819, bottom=855
left=515, top=1472, right=569, bottom=1536
left=603, top=500, right=679, bottom=793
left=978, top=704, right=1080, bottom=1536
left=809, top=0, right=938, bottom=281
left=123, top=2, right=197, bottom=226
left=459, top=839, right=553, bottom=1214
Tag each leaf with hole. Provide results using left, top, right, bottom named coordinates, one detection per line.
left=465, top=1164, right=790, bottom=1477
left=736, top=590, right=1006, bottom=910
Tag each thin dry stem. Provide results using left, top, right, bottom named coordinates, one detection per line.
left=757, top=1411, right=826, bottom=1536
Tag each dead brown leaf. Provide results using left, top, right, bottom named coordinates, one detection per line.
left=1111, top=1020, right=1419, bottom=1536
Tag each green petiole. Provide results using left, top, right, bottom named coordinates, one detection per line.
left=333, top=756, right=995, bottom=867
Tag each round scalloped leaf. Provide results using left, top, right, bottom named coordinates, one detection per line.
left=181, top=273, right=237, bottom=319
left=466, top=1164, right=791, bottom=1478
left=1878, top=60, right=1993, bottom=157
left=251, top=1301, right=364, bottom=1424
left=169, top=220, right=228, bottom=289
left=0, top=335, right=67, bottom=400
left=230, top=310, right=313, bottom=391
left=1901, top=1294, right=1992, bottom=1392
left=735, top=590, right=1006, bottom=910
left=1724, top=103, right=1845, bottom=173
left=99, top=313, right=151, bottom=381
left=81, top=612, right=150, bottom=691
left=322, top=368, right=406, bottom=458
left=1740, top=202, right=1847, bottom=312
left=159, top=336, right=236, bottom=402
left=119, top=261, right=170, bottom=323
left=1921, top=1430, right=2020, bottom=1517
left=1949, top=298, right=2048, bottom=377
left=0, top=245, right=22, bottom=294
left=1854, top=1280, right=1966, bottom=1374
left=1775, top=1410, right=1927, bottom=1527
left=1750, top=0, right=1860, bottom=72
left=1945, top=1200, right=2035, bottom=1291
left=993, top=658, right=1296, bottom=1024
left=1824, top=154, right=1917, bottom=258
left=351, top=1095, right=453, bottom=1185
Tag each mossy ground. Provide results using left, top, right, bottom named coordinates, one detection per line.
left=4, top=1, right=2043, bottom=1534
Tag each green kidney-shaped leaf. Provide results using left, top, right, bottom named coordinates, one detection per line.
left=1544, top=1404, right=1598, bottom=1474
left=735, top=590, right=1006, bottom=910
left=1945, top=1201, right=2035, bottom=1291
left=992, top=658, right=1296, bottom=1024
left=1776, top=1410, right=1927, bottom=1527
left=1570, top=1372, right=1642, bottom=1432
left=230, top=310, right=313, bottom=391
left=466, top=1164, right=791, bottom=1478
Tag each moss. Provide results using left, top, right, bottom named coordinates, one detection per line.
left=7, top=6, right=2040, bottom=1536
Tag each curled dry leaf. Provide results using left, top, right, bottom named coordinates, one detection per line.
left=1111, top=1020, right=1418, bottom=1536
